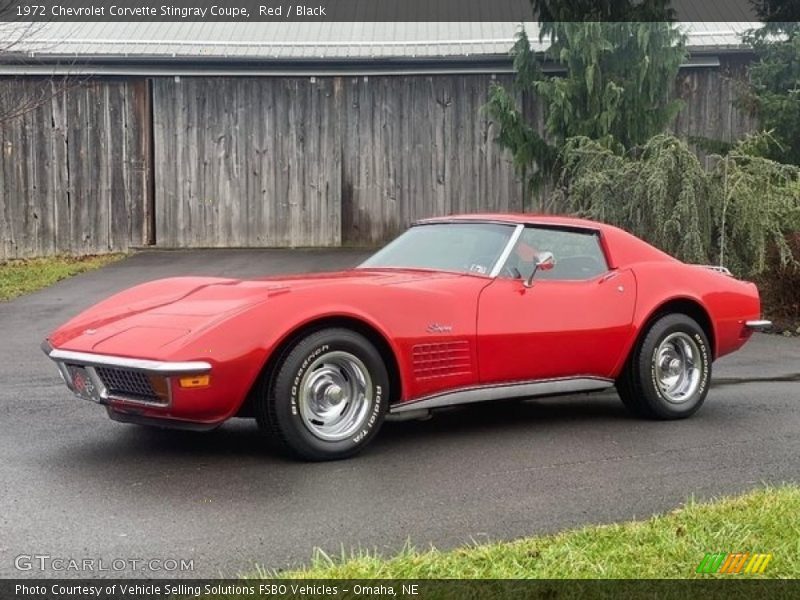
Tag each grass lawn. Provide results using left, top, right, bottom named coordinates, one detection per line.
left=0, top=254, right=124, bottom=302
left=268, top=486, right=800, bottom=579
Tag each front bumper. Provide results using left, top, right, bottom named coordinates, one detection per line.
left=106, top=407, right=221, bottom=431
left=744, top=320, right=773, bottom=332
left=41, top=340, right=212, bottom=408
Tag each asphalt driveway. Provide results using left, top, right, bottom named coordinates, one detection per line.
left=1, top=249, right=799, bottom=578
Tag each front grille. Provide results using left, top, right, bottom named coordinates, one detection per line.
left=95, top=367, right=165, bottom=404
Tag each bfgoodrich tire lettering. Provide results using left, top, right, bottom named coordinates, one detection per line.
left=617, top=313, right=711, bottom=420
left=256, top=328, right=389, bottom=460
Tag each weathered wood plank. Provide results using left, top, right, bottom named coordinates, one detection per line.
left=0, top=77, right=148, bottom=259
left=340, top=73, right=524, bottom=245
left=153, top=77, right=342, bottom=248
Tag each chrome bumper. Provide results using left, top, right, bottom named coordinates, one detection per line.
left=41, top=340, right=211, bottom=406
left=745, top=320, right=773, bottom=332
left=41, top=341, right=212, bottom=373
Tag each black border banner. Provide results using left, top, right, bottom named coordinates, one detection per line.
left=0, top=0, right=772, bottom=22
left=3, top=579, right=800, bottom=600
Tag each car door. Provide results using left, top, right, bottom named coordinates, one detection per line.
left=476, top=226, right=636, bottom=384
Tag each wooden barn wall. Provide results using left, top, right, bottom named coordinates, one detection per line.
left=0, top=78, right=150, bottom=259
left=152, top=74, right=518, bottom=247
left=339, top=74, right=523, bottom=244
left=671, top=57, right=758, bottom=164
left=0, top=57, right=759, bottom=256
left=152, top=62, right=758, bottom=249
left=153, top=77, right=342, bottom=248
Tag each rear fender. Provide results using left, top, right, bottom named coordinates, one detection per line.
left=613, top=263, right=761, bottom=376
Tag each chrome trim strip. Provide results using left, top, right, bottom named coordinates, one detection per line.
left=44, top=347, right=211, bottom=374
left=85, top=366, right=109, bottom=400
left=697, top=264, right=733, bottom=276
left=489, top=224, right=524, bottom=278
left=390, top=377, right=614, bottom=413
left=415, top=218, right=521, bottom=227
left=745, top=320, right=773, bottom=331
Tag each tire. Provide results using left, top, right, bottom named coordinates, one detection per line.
left=616, top=313, right=711, bottom=420
left=256, top=328, right=389, bottom=461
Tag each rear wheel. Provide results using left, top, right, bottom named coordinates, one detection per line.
left=617, top=313, right=711, bottom=420
left=256, top=328, right=389, bottom=461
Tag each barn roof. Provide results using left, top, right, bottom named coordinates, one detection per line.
left=0, top=22, right=759, bottom=76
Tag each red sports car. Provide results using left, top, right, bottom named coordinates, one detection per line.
left=43, top=215, right=771, bottom=460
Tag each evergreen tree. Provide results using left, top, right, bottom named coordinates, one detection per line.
left=751, top=0, right=800, bottom=25
left=485, top=18, right=687, bottom=190
left=741, top=20, right=800, bottom=166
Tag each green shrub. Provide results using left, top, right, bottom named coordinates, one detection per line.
left=553, top=133, right=800, bottom=277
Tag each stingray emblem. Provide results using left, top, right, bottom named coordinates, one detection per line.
left=426, top=323, right=453, bottom=334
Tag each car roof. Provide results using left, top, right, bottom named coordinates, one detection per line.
left=418, top=213, right=611, bottom=231
left=416, top=213, right=676, bottom=268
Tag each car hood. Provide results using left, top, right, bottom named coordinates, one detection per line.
left=47, top=269, right=460, bottom=356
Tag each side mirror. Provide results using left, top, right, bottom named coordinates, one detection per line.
left=524, top=251, right=555, bottom=288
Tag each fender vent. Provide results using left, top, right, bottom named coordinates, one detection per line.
left=412, top=341, right=472, bottom=380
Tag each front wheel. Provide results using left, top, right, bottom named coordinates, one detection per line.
left=617, top=313, right=711, bottom=420
left=256, top=328, right=389, bottom=461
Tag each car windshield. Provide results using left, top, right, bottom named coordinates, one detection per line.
left=359, top=222, right=515, bottom=275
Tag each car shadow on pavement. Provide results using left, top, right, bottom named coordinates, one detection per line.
left=37, top=390, right=740, bottom=507
left=54, top=392, right=631, bottom=465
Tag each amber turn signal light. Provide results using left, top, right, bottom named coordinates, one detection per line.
left=178, top=374, right=211, bottom=389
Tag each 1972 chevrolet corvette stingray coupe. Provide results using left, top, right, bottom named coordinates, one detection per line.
left=43, top=214, right=771, bottom=460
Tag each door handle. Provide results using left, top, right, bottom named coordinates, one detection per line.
left=599, top=271, right=619, bottom=284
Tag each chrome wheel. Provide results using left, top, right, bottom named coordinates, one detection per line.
left=298, top=351, right=373, bottom=442
left=653, top=332, right=702, bottom=404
